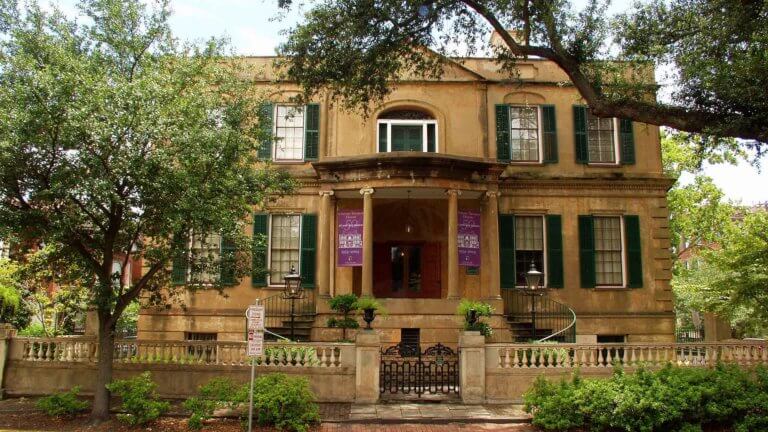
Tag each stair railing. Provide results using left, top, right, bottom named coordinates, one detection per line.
left=502, top=289, right=577, bottom=343
left=260, top=289, right=316, bottom=331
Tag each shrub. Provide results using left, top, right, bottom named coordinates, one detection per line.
left=106, top=372, right=170, bottom=426
left=353, top=296, right=387, bottom=314
left=457, top=299, right=494, bottom=336
left=326, top=317, right=359, bottom=329
left=247, top=373, right=320, bottom=432
left=183, top=378, right=241, bottom=430
left=36, top=386, right=89, bottom=417
left=523, top=364, right=768, bottom=432
left=328, top=294, right=358, bottom=315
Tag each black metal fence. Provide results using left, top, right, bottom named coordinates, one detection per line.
left=261, top=289, right=316, bottom=329
left=676, top=325, right=705, bottom=343
left=502, top=289, right=576, bottom=343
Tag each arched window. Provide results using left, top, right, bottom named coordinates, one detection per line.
left=376, top=108, right=437, bottom=153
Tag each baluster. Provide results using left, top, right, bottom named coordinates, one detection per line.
left=24, top=341, right=32, bottom=360
left=762, top=345, right=768, bottom=364
left=547, top=350, right=555, bottom=368
left=318, top=347, right=327, bottom=367
left=521, top=349, right=529, bottom=368
left=605, top=348, right=613, bottom=366
left=329, top=347, right=338, bottom=367
left=596, top=347, right=604, bottom=367
left=511, top=349, right=519, bottom=368
left=502, top=348, right=510, bottom=368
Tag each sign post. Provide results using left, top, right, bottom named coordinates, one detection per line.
left=245, top=303, right=265, bottom=432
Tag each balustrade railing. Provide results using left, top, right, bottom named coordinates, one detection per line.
left=488, top=341, right=768, bottom=369
left=16, top=337, right=351, bottom=368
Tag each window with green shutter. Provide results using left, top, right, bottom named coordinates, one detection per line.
left=495, top=104, right=510, bottom=162
left=220, top=236, right=237, bottom=285
left=573, top=105, right=589, bottom=164
left=624, top=215, right=643, bottom=287
left=578, top=215, right=596, bottom=288
left=546, top=215, right=564, bottom=288
left=300, top=214, right=317, bottom=288
left=257, top=103, right=273, bottom=161
left=304, top=103, right=320, bottom=160
left=251, top=214, right=268, bottom=287
left=171, top=233, right=189, bottom=285
left=498, top=214, right=516, bottom=288
left=619, top=119, right=635, bottom=165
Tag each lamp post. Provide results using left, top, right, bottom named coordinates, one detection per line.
left=281, top=265, right=304, bottom=341
left=524, top=262, right=543, bottom=340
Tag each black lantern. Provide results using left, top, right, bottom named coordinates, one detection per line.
left=281, top=265, right=304, bottom=341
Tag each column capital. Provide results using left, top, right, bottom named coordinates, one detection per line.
left=360, top=187, right=375, bottom=196
left=445, top=189, right=462, bottom=197
left=319, top=190, right=335, bottom=197
left=485, top=191, right=501, bottom=199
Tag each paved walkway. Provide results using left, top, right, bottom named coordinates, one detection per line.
left=343, top=403, right=530, bottom=423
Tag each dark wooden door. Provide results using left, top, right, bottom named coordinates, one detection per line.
left=373, top=242, right=441, bottom=298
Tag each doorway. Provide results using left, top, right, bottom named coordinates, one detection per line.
left=373, top=242, right=441, bottom=298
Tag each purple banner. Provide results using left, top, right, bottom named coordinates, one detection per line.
left=458, top=211, right=481, bottom=267
left=337, top=211, right=363, bottom=267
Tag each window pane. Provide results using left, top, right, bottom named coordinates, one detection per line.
left=594, top=217, right=623, bottom=286
left=274, top=105, right=305, bottom=161
left=586, top=112, right=615, bottom=163
left=190, top=232, right=221, bottom=284
left=391, top=125, right=423, bottom=151
left=269, top=215, right=301, bottom=284
left=514, top=216, right=545, bottom=286
left=509, top=106, right=539, bottom=161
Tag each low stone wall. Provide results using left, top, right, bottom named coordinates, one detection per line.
left=2, top=336, right=356, bottom=402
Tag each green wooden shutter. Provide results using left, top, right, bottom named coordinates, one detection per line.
left=171, top=233, right=189, bottom=285
left=378, top=123, right=387, bottom=152
left=257, top=103, right=273, bottom=161
left=220, top=236, right=236, bottom=285
left=499, top=214, right=516, bottom=289
left=573, top=106, right=588, bottom=164
left=578, top=215, right=596, bottom=288
left=624, top=215, right=643, bottom=288
left=495, top=104, right=510, bottom=162
left=300, top=214, right=317, bottom=288
left=546, top=215, right=564, bottom=288
left=304, top=103, right=320, bottom=161
left=251, top=214, right=268, bottom=287
left=542, top=105, right=558, bottom=163
left=427, top=124, right=436, bottom=152
left=619, top=119, right=636, bottom=165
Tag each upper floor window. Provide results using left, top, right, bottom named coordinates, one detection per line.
left=574, top=106, right=635, bottom=165
left=496, top=104, right=557, bottom=163
left=257, top=103, right=319, bottom=162
left=377, top=109, right=437, bottom=153
left=274, top=105, right=306, bottom=161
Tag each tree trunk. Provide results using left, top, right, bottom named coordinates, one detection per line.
left=90, top=318, right=115, bottom=422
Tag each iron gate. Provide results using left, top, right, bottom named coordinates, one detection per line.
left=380, top=343, right=460, bottom=398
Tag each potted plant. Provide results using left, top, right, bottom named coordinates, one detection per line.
left=327, top=294, right=359, bottom=341
left=457, top=299, right=494, bottom=337
left=353, top=296, right=386, bottom=330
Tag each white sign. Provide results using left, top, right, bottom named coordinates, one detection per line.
left=246, top=305, right=265, bottom=330
left=247, top=329, right=264, bottom=356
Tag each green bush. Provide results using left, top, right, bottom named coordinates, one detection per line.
left=36, top=386, right=89, bottom=417
left=183, top=378, right=241, bottom=430
left=326, top=317, right=359, bottom=329
left=247, top=373, right=320, bottom=432
left=523, top=364, right=768, bottom=432
left=328, top=293, right=358, bottom=315
left=106, top=372, right=170, bottom=426
left=457, top=299, right=494, bottom=336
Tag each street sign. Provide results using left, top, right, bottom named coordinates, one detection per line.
left=247, top=328, right=264, bottom=356
left=246, top=304, right=265, bottom=330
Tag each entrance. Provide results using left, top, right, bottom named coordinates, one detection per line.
left=379, top=342, right=460, bottom=399
left=373, top=242, right=441, bottom=298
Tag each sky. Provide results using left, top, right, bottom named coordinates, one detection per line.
left=52, top=0, right=768, bottom=204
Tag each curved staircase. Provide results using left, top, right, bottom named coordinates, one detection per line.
left=502, top=290, right=576, bottom=343
left=260, top=290, right=317, bottom=342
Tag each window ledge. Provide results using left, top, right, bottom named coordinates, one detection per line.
left=508, top=161, right=545, bottom=166
left=272, top=160, right=308, bottom=165
left=586, top=163, right=621, bottom=167
left=592, top=286, right=631, bottom=291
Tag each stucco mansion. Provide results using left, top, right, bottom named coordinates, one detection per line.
left=137, top=56, right=674, bottom=346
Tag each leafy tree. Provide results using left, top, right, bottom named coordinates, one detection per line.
left=0, top=0, right=293, bottom=421
left=0, top=258, right=21, bottom=324
left=278, top=0, right=768, bottom=151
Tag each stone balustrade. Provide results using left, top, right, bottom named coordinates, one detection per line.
left=17, top=337, right=353, bottom=368
left=487, top=341, right=768, bottom=370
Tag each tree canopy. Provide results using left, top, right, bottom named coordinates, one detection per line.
left=0, top=0, right=293, bottom=420
left=278, top=0, right=768, bottom=152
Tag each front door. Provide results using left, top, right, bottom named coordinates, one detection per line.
left=373, top=242, right=441, bottom=298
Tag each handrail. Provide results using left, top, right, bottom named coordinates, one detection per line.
left=259, top=290, right=316, bottom=329
left=537, top=298, right=576, bottom=343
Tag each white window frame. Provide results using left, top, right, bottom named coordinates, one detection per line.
left=593, top=215, right=627, bottom=288
left=266, top=214, right=303, bottom=287
left=507, top=105, right=544, bottom=164
left=586, top=116, right=622, bottom=166
left=513, top=214, right=548, bottom=289
left=376, top=119, right=438, bottom=153
left=273, top=104, right=307, bottom=163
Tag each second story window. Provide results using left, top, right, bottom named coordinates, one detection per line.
left=574, top=106, right=635, bottom=165
left=509, top=106, right=541, bottom=162
left=587, top=112, right=617, bottom=163
left=257, top=103, right=320, bottom=162
left=274, top=105, right=305, bottom=161
left=496, top=104, right=558, bottom=164
left=377, top=109, right=437, bottom=153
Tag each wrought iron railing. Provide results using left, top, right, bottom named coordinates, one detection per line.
left=676, top=325, right=705, bottom=343
left=260, top=289, right=316, bottom=330
left=502, top=289, right=577, bottom=343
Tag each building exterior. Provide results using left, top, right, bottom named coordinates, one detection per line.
left=137, top=55, right=675, bottom=346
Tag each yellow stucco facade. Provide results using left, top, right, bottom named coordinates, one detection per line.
left=138, top=56, right=674, bottom=345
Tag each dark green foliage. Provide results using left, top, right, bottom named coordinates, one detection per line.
left=106, top=372, right=170, bottom=426
left=328, top=294, right=358, bottom=315
left=524, top=364, right=768, bottom=432
left=247, top=373, right=320, bottom=432
left=327, top=317, right=359, bottom=329
left=183, top=378, right=241, bottom=430
left=457, top=299, right=493, bottom=337
left=36, top=387, right=89, bottom=417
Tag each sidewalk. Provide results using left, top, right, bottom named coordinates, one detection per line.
left=330, top=403, right=531, bottom=423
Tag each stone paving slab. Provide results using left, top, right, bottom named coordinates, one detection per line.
left=344, top=403, right=531, bottom=424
